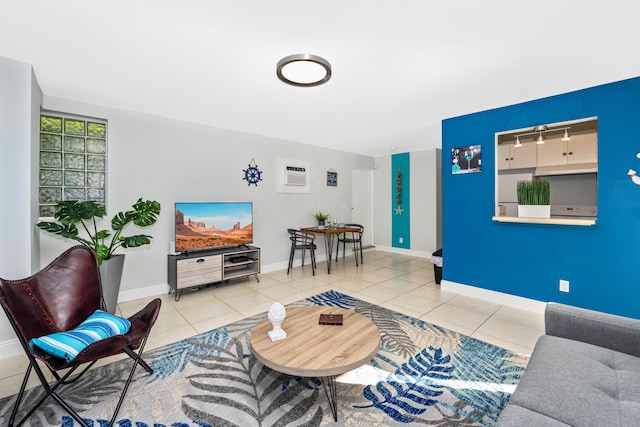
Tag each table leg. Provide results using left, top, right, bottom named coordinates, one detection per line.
left=322, top=234, right=335, bottom=274
left=322, top=375, right=338, bottom=422
left=352, top=236, right=359, bottom=267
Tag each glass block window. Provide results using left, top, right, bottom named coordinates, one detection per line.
left=39, top=113, right=107, bottom=217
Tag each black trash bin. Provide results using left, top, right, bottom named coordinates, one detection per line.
left=431, top=248, right=442, bottom=285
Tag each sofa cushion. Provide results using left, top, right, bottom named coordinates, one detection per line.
left=505, top=335, right=640, bottom=426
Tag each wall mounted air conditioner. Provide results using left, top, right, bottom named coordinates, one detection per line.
left=284, top=166, right=307, bottom=186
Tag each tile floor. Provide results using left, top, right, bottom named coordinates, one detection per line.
left=0, top=249, right=545, bottom=399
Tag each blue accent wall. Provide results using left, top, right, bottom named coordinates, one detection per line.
left=392, top=152, right=411, bottom=249
left=442, top=77, right=640, bottom=318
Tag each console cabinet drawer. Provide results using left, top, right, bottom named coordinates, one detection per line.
left=175, top=255, right=222, bottom=289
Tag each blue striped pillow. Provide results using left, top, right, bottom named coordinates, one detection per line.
left=30, top=310, right=131, bottom=362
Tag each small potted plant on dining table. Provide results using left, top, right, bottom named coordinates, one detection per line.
left=313, top=211, right=330, bottom=226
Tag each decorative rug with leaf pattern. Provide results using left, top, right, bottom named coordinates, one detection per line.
left=0, top=290, right=529, bottom=426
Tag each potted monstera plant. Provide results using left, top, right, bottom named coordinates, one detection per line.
left=37, top=198, right=161, bottom=313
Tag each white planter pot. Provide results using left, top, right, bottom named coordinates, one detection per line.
left=518, top=205, right=551, bottom=219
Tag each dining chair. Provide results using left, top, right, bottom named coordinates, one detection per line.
left=0, top=245, right=161, bottom=427
left=287, top=229, right=317, bottom=276
left=335, top=223, right=364, bottom=265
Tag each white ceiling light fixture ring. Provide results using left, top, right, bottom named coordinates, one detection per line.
left=277, top=54, right=332, bottom=87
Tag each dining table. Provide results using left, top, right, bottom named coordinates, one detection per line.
left=300, top=225, right=361, bottom=274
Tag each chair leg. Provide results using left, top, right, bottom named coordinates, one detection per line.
left=352, top=239, right=359, bottom=267
left=124, top=346, right=153, bottom=373
left=12, top=361, right=91, bottom=427
left=60, top=360, right=97, bottom=384
left=287, top=244, right=295, bottom=274
left=8, top=363, right=32, bottom=426
left=10, top=337, right=154, bottom=427
left=310, top=248, right=316, bottom=275
left=359, top=240, right=364, bottom=264
left=49, top=391, right=90, bottom=427
left=108, top=336, right=152, bottom=427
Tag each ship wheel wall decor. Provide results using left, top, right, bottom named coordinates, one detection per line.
left=243, top=158, right=263, bottom=186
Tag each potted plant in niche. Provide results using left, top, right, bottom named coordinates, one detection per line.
left=517, top=180, right=551, bottom=218
left=37, top=198, right=161, bottom=313
left=313, top=211, right=330, bottom=226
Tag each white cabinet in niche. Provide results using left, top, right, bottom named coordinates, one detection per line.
left=536, top=132, right=597, bottom=167
left=498, top=141, right=537, bottom=170
left=494, top=117, right=598, bottom=225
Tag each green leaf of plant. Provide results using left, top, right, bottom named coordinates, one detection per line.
left=517, top=180, right=550, bottom=205
left=95, top=230, right=111, bottom=240
left=55, top=200, right=105, bottom=223
left=110, top=211, right=133, bottom=232
left=95, top=245, right=109, bottom=263
left=111, top=198, right=161, bottom=231
left=36, top=221, right=78, bottom=236
left=120, top=235, right=152, bottom=248
left=37, top=198, right=160, bottom=259
left=131, top=199, right=161, bottom=227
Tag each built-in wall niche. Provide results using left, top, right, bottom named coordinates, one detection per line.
left=494, top=117, right=598, bottom=225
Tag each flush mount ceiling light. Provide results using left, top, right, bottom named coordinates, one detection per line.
left=276, top=54, right=332, bottom=87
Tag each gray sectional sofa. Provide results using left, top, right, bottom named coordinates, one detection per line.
left=497, top=302, right=640, bottom=426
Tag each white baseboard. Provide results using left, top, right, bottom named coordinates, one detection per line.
left=374, top=245, right=432, bottom=259
left=441, top=280, right=547, bottom=314
left=0, top=338, right=23, bottom=358
left=0, top=248, right=443, bottom=360
left=118, top=282, right=170, bottom=303
left=116, top=260, right=297, bottom=304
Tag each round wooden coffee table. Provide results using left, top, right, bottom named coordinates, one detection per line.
left=250, top=306, right=380, bottom=421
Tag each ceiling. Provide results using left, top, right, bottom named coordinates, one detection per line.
left=1, top=1, right=639, bottom=157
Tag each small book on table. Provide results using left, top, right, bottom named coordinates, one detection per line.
left=319, top=313, right=343, bottom=325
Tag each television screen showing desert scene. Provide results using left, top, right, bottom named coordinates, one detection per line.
left=175, top=202, right=253, bottom=252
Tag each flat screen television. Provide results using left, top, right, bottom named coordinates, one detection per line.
left=174, top=202, right=253, bottom=253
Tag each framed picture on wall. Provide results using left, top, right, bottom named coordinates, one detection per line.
left=326, top=170, right=338, bottom=186
left=452, top=144, right=482, bottom=174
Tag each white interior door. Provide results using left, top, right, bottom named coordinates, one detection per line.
left=351, top=169, right=373, bottom=248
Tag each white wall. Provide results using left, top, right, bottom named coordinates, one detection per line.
left=40, top=96, right=375, bottom=296
left=373, top=149, right=441, bottom=255
left=373, top=156, right=392, bottom=246
left=0, top=56, right=42, bottom=346
left=410, top=149, right=442, bottom=253
left=0, top=55, right=441, bottom=355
